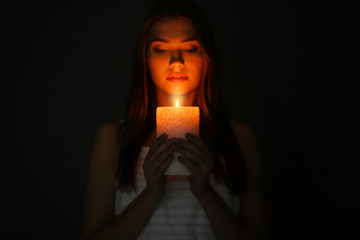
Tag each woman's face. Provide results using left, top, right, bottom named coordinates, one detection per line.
left=147, top=18, right=205, bottom=98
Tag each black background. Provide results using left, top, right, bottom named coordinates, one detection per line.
left=3, top=1, right=359, bottom=239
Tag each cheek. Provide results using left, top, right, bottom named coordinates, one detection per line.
left=148, top=56, right=167, bottom=77
left=187, top=56, right=205, bottom=79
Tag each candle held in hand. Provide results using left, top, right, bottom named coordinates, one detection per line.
left=156, top=101, right=199, bottom=175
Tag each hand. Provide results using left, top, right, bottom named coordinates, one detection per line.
left=174, top=133, right=215, bottom=198
left=143, top=133, right=175, bottom=198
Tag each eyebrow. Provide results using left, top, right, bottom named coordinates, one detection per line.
left=150, top=37, right=198, bottom=43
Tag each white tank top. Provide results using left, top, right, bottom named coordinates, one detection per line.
left=114, top=146, right=240, bottom=240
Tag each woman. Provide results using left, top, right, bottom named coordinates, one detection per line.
left=81, top=0, right=267, bottom=239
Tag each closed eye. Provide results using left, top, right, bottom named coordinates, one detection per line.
left=153, top=47, right=167, bottom=53
left=185, top=46, right=199, bottom=52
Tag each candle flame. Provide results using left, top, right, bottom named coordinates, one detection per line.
left=175, top=99, right=179, bottom=107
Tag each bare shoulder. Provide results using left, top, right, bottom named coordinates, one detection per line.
left=96, top=120, right=124, bottom=140
left=232, top=122, right=268, bottom=237
left=81, top=120, right=124, bottom=238
left=94, top=120, right=124, bottom=147
left=90, top=120, right=125, bottom=174
left=232, top=121, right=258, bottom=147
left=231, top=123, right=267, bottom=231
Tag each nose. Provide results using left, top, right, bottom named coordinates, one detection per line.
left=169, top=50, right=184, bottom=70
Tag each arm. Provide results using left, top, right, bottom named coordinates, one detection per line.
left=175, top=123, right=268, bottom=239
left=80, top=122, right=119, bottom=239
left=80, top=123, right=175, bottom=240
left=233, top=122, right=268, bottom=238
left=196, top=187, right=261, bottom=240
left=83, top=188, right=162, bottom=240
left=198, top=123, right=268, bottom=239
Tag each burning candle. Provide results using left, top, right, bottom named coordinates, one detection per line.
left=156, top=100, right=200, bottom=176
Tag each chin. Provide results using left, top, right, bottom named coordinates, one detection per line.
left=168, top=90, right=193, bottom=96
left=167, top=85, right=195, bottom=95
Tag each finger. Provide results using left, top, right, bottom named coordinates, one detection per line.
left=150, top=138, right=176, bottom=161
left=147, top=133, right=167, bottom=157
left=145, top=142, right=175, bottom=174
left=144, top=134, right=172, bottom=167
left=177, top=155, right=200, bottom=175
left=175, top=139, right=210, bottom=166
left=175, top=137, right=211, bottom=162
left=185, top=133, right=213, bottom=159
left=155, top=154, right=174, bottom=175
left=151, top=143, right=176, bottom=169
left=186, top=135, right=214, bottom=165
left=176, top=141, right=215, bottom=174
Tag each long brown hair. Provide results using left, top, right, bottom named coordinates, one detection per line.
left=117, top=0, right=246, bottom=197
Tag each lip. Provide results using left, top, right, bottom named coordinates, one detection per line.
left=166, top=73, right=189, bottom=83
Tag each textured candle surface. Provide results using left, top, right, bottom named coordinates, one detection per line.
left=156, top=106, right=199, bottom=175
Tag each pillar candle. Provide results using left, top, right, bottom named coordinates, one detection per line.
left=156, top=102, right=199, bottom=176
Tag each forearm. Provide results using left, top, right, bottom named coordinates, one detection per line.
left=196, top=187, right=261, bottom=240
left=83, top=188, right=161, bottom=240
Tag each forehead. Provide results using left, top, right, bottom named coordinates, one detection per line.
left=148, top=18, right=197, bottom=41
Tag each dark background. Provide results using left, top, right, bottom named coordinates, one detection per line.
left=3, top=1, right=359, bottom=239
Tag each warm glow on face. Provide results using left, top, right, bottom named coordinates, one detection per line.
left=147, top=18, right=205, bottom=97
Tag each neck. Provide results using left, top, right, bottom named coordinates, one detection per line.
left=156, top=89, right=196, bottom=106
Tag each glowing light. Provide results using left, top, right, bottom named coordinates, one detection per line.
left=156, top=104, right=200, bottom=176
